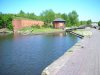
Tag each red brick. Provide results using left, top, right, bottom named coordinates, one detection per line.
left=12, top=19, right=44, bottom=31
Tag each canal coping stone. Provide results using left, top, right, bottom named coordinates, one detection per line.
left=41, top=37, right=87, bottom=75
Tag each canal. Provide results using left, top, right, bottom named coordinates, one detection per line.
left=0, top=32, right=80, bottom=75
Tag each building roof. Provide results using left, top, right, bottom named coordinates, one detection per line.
left=53, top=18, right=66, bottom=22
left=91, top=23, right=98, bottom=26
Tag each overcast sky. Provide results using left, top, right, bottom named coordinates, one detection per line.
left=0, top=0, right=100, bottom=22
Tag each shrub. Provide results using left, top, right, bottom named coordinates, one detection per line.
left=42, top=24, right=53, bottom=28
left=31, top=25, right=41, bottom=29
left=7, top=23, right=13, bottom=30
left=0, top=14, right=13, bottom=30
left=98, top=21, right=100, bottom=26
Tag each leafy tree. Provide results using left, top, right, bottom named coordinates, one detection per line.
left=40, top=9, right=55, bottom=26
left=0, top=14, right=13, bottom=30
left=7, top=22, right=13, bottom=30
left=80, top=21, right=87, bottom=25
left=68, top=10, right=79, bottom=26
left=87, top=19, right=92, bottom=25
left=25, top=12, right=36, bottom=20
left=0, top=14, right=3, bottom=28
left=18, top=10, right=25, bottom=17
left=98, top=21, right=100, bottom=26
left=55, top=13, right=62, bottom=18
left=61, top=13, right=67, bottom=20
left=61, top=13, right=70, bottom=27
left=36, top=15, right=41, bottom=20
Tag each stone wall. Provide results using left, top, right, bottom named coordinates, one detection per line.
left=12, top=19, right=44, bottom=31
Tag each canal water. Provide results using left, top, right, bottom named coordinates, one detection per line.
left=0, top=32, right=80, bottom=75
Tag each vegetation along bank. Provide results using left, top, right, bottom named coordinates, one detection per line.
left=0, top=10, right=100, bottom=34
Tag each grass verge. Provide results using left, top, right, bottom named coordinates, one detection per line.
left=73, top=29, right=92, bottom=37
left=18, top=27, right=64, bottom=35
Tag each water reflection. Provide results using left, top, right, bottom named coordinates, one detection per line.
left=0, top=32, right=80, bottom=75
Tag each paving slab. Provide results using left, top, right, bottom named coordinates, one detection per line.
left=56, top=29, right=100, bottom=75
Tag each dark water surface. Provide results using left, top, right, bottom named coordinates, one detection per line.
left=0, top=32, right=80, bottom=75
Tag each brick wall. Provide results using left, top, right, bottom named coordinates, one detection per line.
left=12, top=19, right=44, bottom=31
left=53, top=22, right=65, bottom=29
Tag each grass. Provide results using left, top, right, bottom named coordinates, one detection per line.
left=73, top=29, right=92, bottom=36
left=18, top=27, right=64, bottom=35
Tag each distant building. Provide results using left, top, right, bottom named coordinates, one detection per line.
left=91, top=22, right=98, bottom=27
left=91, top=22, right=99, bottom=29
left=53, top=18, right=66, bottom=29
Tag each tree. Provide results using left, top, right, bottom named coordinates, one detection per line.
left=26, top=12, right=36, bottom=20
left=0, top=14, right=13, bottom=30
left=87, top=19, right=92, bottom=25
left=80, top=21, right=87, bottom=25
left=61, top=13, right=69, bottom=27
left=0, top=18, right=3, bottom=28
left=61, top=13, right=68, bottom=21
left=55, top=13, right=62, bottom=18
left=68, top=10, right=79, bottom=26
left=40, top=9, right=55, bottom=26
left=18, top=10, right=25, bottom=17
left=98, top=21, right=100, bottom=26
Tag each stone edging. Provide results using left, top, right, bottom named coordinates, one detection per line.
left=41, top=37, right=86, bottom=75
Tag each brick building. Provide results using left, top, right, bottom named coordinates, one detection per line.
left=53, top=18, right=66, bottom=29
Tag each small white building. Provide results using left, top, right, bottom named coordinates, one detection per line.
left=91, top=22, right=99, bottom=29
left=91, top=22, right=98, bottom=27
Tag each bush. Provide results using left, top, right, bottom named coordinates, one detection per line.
left=98, top=21, right=100, bottom=26
left=42, top=24, right=48, bottom=28
left=31, top=25, right=41, bottom=29
left=0, top=14, right=13, bottom=30
left=7, top=23, right=13, bottom=30
left=42, top=24, right=53, bottom=28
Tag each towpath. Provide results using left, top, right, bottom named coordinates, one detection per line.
left=56, top=29, right=100, bottom=75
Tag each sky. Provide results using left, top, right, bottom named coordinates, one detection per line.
left=0, top=0, right=100, bottom=22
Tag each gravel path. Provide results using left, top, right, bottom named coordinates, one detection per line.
left=56, top=29, right=100, bottom=75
